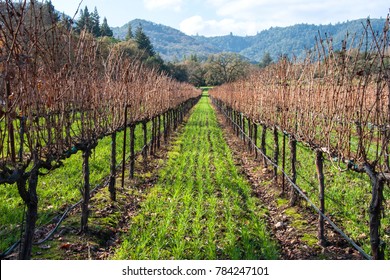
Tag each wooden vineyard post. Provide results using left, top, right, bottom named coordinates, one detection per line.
left=142, top=121, right=148, bottom=161
left=315, top=150, right=326, bottom=246
left=154, top=116, right=158, bottom=153
left=154, top=116, right=159, bottom=152
left=129, top=124, right=135, bottom=179
left=174, top=109, right=178, bottom=130
left=235, top=111, right=240, bottom=137
left=153, top=116, right=157, bottom=152
left=273, top=126, right=279, bottom=182
left=289, top=136, right=298, bottom=206
left=151, top=118, right=155, bottom=156
left=169, top=109, right=173, bottom=133
left=248, top=118, right=252, bottom=152
left=121, top=106, right=128, bottom=190
left=237, top=112, right=240, bottom=137
left=282, top=132, right=286, bottom=194
left=109, top=132, right=117, bottom=201
left=364, top=164, right=385, bottom=260
left=157, top=115, right=161, bottom=149
left=81, top=146, right=92, bottom=233
left=163, top=112, right=168, bottom=143
left=242, top=115, right=246, bottom=145
left=232, top=110, right=236, bottom=134
left=232, top=110, right=235, bottom=135
left=254, top=123, right=258, bottom=159
left=261, top=124, right=267, bottom=168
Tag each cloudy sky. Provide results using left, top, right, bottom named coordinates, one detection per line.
left=50, top=0, right=389, bottom=36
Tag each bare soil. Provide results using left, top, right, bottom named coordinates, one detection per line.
left=214, top=105, right=364, bottom=260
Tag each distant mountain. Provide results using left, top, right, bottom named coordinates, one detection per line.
left=112, top=19, right=220, bottom=61
left=112, top=18, right=386, bottom=63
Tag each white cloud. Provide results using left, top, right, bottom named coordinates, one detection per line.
left=179, top=16, right=205, bottom=35
left=208, top=0, right=373, bottom=21
left=143, top=0, right=182, bottom=12
left=185, top=0, right=389, bottom=36
left=180, top=15, right=267, bottom=36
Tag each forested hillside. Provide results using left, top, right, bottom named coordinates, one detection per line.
left=112, top=18, right=386, bottom=62
left=112, top=19, right=220, bottom=60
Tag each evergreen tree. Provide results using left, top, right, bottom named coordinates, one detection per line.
left=91, top=7, right=101, bottom=37
left=100, top=17, right=113, bottom=37
left=60, top=12, right=72, bottom=30
left=76, top=8, right=84, bottom=32
left=42, top=0, right=59, bottom=24
left=135, top=25, right=155, bottom=57
left=190, top=54, right=198, bottom=62
left=126, top=24, right=133, bottom=41
left=77, top=6, right=92, bottom=33
left=259, top=52, right=273, bottom=68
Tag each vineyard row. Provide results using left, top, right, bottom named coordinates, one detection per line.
left=0, top=1, right=201, bottom=259
left=209, top=16, right=390, bottom=260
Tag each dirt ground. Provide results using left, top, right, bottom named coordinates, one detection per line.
left=214, top=105, right=364, bottom=260
left=7, top=103, right=365, bottom=260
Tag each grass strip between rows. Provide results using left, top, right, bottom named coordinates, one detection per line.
left=114, top=95, right=279, bottom=260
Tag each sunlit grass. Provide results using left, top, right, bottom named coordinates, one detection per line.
left=113, top=95, right=279, bottom=260
left=0, top=121, right=152, bottom=252
left=253, top=123, right=389, bottom=259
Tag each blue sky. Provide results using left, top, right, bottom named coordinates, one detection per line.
left=50, top=0, right=389, bottom=36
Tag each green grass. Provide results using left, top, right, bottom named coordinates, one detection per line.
left=250, top=124, right=390, bottom=259
left=113, top=95, right=279, bottom=260
left=0, top=121, right=152, bottom=252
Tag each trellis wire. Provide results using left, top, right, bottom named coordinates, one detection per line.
left=213, top=98, right=372, bottom=260
left=1, top=133, right=152, bottom=258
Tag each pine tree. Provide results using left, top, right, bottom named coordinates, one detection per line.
left=42, top=0, right=59, bottom=24
left=126, top=24, right=133, bottom=41
left=135, top=25, right=155, bottom=57
left=91, top=7, right=101, bottom=37
left=259, top=52, right=273, bottom=68
left=100, top=17, right=113, bottom=37
left=60, top=12, right=72, bottom=30
left=77, top=6, right=91, bottom=33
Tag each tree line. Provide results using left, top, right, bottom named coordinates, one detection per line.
left=4, top=1, right=271, bottom=87
left=76, top=6, right=113, bottom=37
left=35, top=1, right=269, bottom=86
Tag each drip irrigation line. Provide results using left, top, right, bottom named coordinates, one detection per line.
left=213, top=99, right=372, bottom=260
left=1, top=105, right=193, bottom=259
left=0, top=136, right=151, bottom=259
left=0, top=241, right=20, bottom=259
left=290, top=170, right=348, bottom=209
